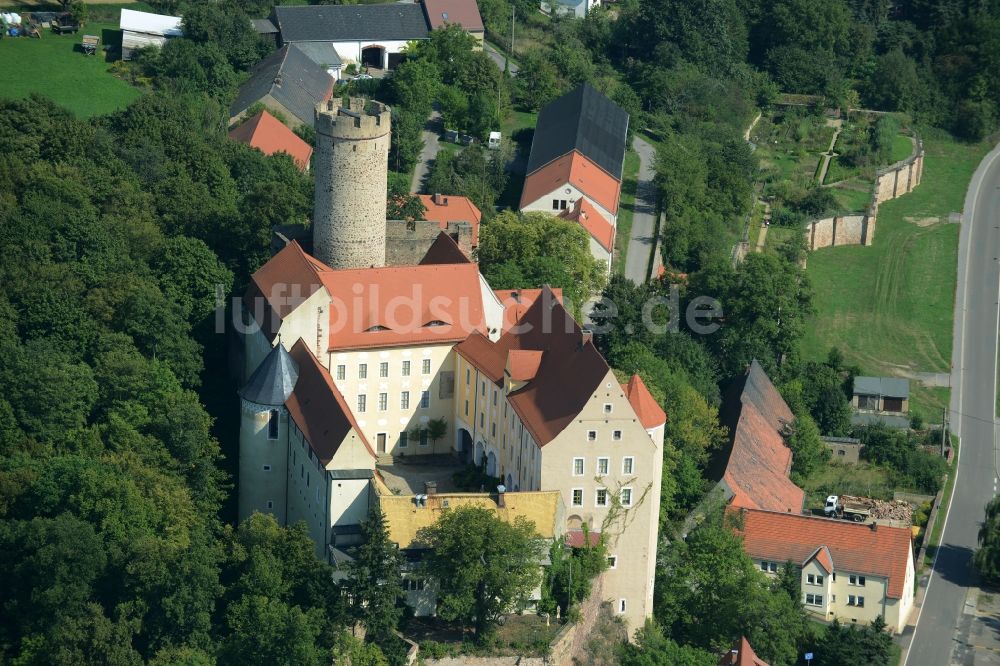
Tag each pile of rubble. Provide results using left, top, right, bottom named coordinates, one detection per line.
left=842, top=495, right=913, bottom=524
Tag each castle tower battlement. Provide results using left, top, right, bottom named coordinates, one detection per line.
left=312, top=97, right=391, bottom=270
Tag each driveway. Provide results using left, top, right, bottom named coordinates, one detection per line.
left=484, top=42, right=518, bottom=75
left=903, top=142, right=1000, bottom=666
left=623, top=136, right=658, bottom=283
left=410, top=110, right=442, bottom=194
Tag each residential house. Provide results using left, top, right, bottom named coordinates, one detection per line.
left=271, top=4, right=428, bottom=71
left=418, top=193, right=482, bottom=249
left=422, top=0, right=485, bottom=44
left=228, top=109, right=313, bottom=172
left=520, top=83, right=629, bottom=273
left=852, top=376, right=910, bottom=428
left=740, top=509, right=915, bottom=633
left=119, top=8, right=182, bottom=60
left=540, top=0, right=601, bottom=19
left=229, top=44, right=334, bottom=128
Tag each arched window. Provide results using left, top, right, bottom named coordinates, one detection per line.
left=267, top=409, right=280, bottom=440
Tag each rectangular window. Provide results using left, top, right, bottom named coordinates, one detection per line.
left=266, top=500, right=274, bottom=509
left=466, top=368, right=470, bottom=384
left=401, top=391, right=410, bottom=409
left=849, top=575, right=866, bottom=586
left=479, top=413, right=484, bottom=428
left=587, top=430, right=597, bottom=441
left=263, top=465, right=271, bottom=471
left=620, top=487, right=632, bottom=507
left=608, top=556, right=617, bottom=569
left=807, top=574, right=815, bottom=584
left=493, top=391, right=497, bottom=406
left=422, top=359, right=431, bottom=375
left=560, top=200, right=568, bottom=210
left=596, top=488, right=608, bottom=507
left=380, top=362, right=388, bottom=378
left=816, top=575, right=824, bottom=585
left=618, top=599, right=626, bottom=614
left=336, top=365, right=346, bottom=380
left=358, top=363, right=367, bottom=379
left=552, top=199, right=560, bottom=210
left=761, top=561, right=769, bottom=572
left=572, top=488, right=583, bottom=506
left=857, top=596, right=864, bottom=607
left=402, top=360, right=411, bottom=376
left=597, top=457, right=609, bottom=475
left=481, top=381, right=485, bottom=396
left=491, top=423, right=496, bottom=437
left=806, top=594, right=824, bottom=606
left=612, top=430, right=622, bottom=441
left=357, top=395, right=366, bottom=413
left=267, top=409, right=280, bottom=440
left=848, top=595, right=856, bottom=606
left=769, top=562, right=778, bottom=573
left=603, top=403, right=612, bottom=414
left=464, top=399, right=469, bottom=416
left=420, top=391, right=430, bottom=408
left=419, top=430, right=429, bottom=446
left=573, top=458, right=584, bottom=476
left=399, top=431, right=408, bottom=448
left=622, top=457, right=634, bottom=475
left=378, top=393, right=388, bottom=411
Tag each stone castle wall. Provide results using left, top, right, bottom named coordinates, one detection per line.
left=312, top=98, right=391, bottom=270
left=385, top=220, right=474, bottom=265
left=874, top=136, right=924, bottom=204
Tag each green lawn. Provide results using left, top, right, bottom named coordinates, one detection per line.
left=823, top=153, right=867, bottom=184
left=0, top=22, right=140, bottom=117
left=762, top=225, right=798, bottom=257
left=799, top=461, right=896, bottom=508
left=830, top=180, right=874, bottom=213
left=892, top=134, right=916, bottom=163
left=612, top=149, right=640, bottom=274
left=497, top=109, right=537, bottom=210
left=801, top=134, right=991, bottom=389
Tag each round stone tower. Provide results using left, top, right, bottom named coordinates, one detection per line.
left=313, top=97, right=391, bottom=270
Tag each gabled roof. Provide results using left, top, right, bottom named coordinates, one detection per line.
left=806, top=545, right=834, bottom=573
left=715, top=360, right=804, bottom=514
left=273, top=4, right=429, bottom=42
left=559, top=198, right=615, bottom=252
left=291, top=42, right=343, bottom=69
left=738, top=509, right=913, bottom=599
left=239, top=343, right=299, bottom=406
left=422, top=0, right=484, bottom=32
left=493, top=288, right=564, bottom=333
left=228, top=110, right=313, bottom=171
left=520, top=151, right=622, bottom=216
left=419, top=231, right=472, bottom=265
left=229, top=45, right=333, bottom=125
left=719, top=637, right=770, bottom=666
left=525, top=83, right=629, bottom=180
left=252, top=18, right=278, bottom=34
left=456, top=286, right=613, bottom=446
left=285, top=339, right=375, bottom=466
left=418, top=194, right=482, bottom=246
left=120, top=8, right=183, bottom=36
left=622, top=374, right=666, bottom=429
left=320, top=263, right=486, bottom=350
left=244, top=241, right=330, bottom=342
left=853, top=376, right=910, bottom=399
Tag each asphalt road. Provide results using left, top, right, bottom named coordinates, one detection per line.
left=905, top=143, right=1000, bottom=666
left=484, top=42, right=519, bottom=75
left=623, top=136, right=658, bottom=284
left=410, top=110, right=442, bottom=194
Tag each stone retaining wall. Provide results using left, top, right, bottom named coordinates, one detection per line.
left=875, top=135, right=924, bottom=205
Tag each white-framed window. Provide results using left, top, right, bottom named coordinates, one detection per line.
left=571, top=488, right=583, bottom=506
left=849, top=595, right=864, bottom=607
left=422, top=359, right=431, bottom=375
left=612, top=430, right=622, bottom=441
left=267, top=409, right=280, bottom=440
left=760, top=561, right=778, bottom=573
left=399, top=431, right=408, bottom=448
left=618, top=599, right=626, bottom=614
left=266, top=500, right=273, bottom=509
left=816, top=574, right=824, bottom=585
left=336, top=364, right=346, bottom=380
left=596, top=488, right=608, bottom=507
left=806, top=594, right=824, bottom=606
left=401, top=391, right=410, bottom=409
left=420, top=391, right=430, bottom=408
left=597, top=457, right=609, bottom=475
left=378, top=393, right=388, bottom=411
left=402, top=360, right=411, bottom=376
left=379, top=362, right=388, bottom=378
left=572, top=458, right=584, bottom=476
left=587, top=430, right=597, bottom=441
left=607, top=555, right=617, bottom=569
left=622, top=457, right=634, bottom=475
left=849, top=575, right=866, bottom=586
left=358, top=363, right=367, bottom=379
left=620, top=487, right=633, bottom=507
left=263, top=465, right=271, bottom=471
left=603, top=403, right=613, bottom=414
left=357, top=395, right=366, bottom=413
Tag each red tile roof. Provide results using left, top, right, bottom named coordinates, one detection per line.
left=719, top=637, right=770, bottom=666
left=320, top=263, right=486, bottom=350
left=719, top=361, right=804, bottom=514
left=228, top=110, right=313, bottom=171
left=418, top=193, right=482, bottom=246
left=285, top=339, right=375, bottom=465
left=738, top=509, right=913, bottom=599
left=419, top=231, right=472, bottom=265
left=808, top=545, right=834, bottom=574
left=422, top=0, right=484, bottom=32
left=559, top=198, right=615, bottom=252
left=493, top=288, right=564, bottom=333
left=243, top=241, right=329, bottom=341
left=520, top=151, right=622, bottom=217
left=507, top=349, right=544, bottom=381
left=622, top=374, right=666, bottom=429
left=565, top=529, right=601, bottom=548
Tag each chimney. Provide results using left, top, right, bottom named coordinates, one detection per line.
left=424, top=481, right=437, bottom=496
left=512, top=289, right=521, bottom=303
left=579, top=330, right=593, bottom=350
left=496, top=484, right=507, bottom=508
left=433, top=193, right=444, bottom=205
left=870, top=521, right=877, bottom=532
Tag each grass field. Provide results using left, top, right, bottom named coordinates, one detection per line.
left=612, top=149, right=640, bottom=274
left=799, top=461, right=897, bottom=508
left=830, top=180, right=874, bottom=213
left=762, top=225, right=798, bottom=257
left=0, top=22, right=140, bottom=117
left=801, top=133, right=991, bottom=416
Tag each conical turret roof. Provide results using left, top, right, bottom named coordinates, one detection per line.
left=239, top=342, right=299, bottom=406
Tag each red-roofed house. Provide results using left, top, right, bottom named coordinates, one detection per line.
left=418, top=193, right=482, bottom=247
left=719, top=637, right=770, bottom=666
left=421, top=0, right=484, bottom=43
left=738, top=509, right=915, bottom=633
left=229, top=110, right=314, bottom=171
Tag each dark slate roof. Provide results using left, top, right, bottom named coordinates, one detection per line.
left=230, top=44, right=333, bottom=125
left=293, top=42, right=343, bottom=68
left=525, top=83, right=629, bottom=179
left=853, top=376, right=910, bottom=398
left=851, top=412, right=911, bottom=429
left=252, top=18, right=278, bottom=34
left=239, top=343, right=300, bottom=406
left=273, top=4, right=429, bottom=42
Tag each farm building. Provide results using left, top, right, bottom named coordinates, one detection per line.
left=852, top=376, right=910, bottom=428
left=229, top=44, right=334, bottom=129
left=119, top=8, right=183, bottom=60
left=422, top=0, right=484, bottom=44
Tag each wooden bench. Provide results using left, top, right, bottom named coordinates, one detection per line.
left=81, top=34, right=99, bottom=55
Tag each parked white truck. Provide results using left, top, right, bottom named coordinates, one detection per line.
left=824, top=495, right=871, bottom=522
